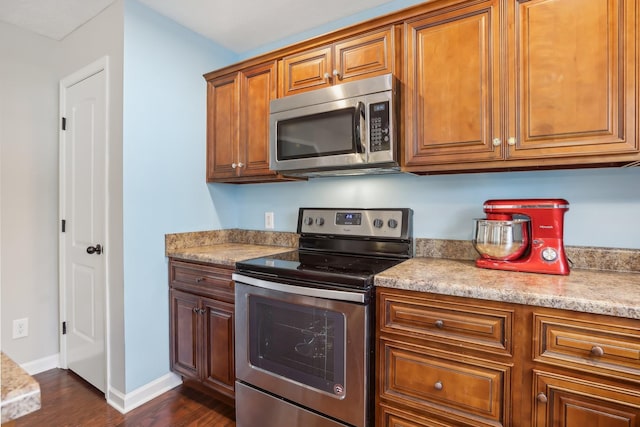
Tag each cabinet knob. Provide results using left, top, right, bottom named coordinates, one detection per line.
left=537, top=392, right=548, bottom=403
left=323, top=72, right=331, bottom=80
left=195, top=277, right=205, bottom=283
left=237, top=162, right=244, bottom=168
left=192, top=307, right=199, bottom=313
left=434, top=381, right=443, bottom=391
left=492, top=138, right=501, bottom=147
left=507, top=137, right=516, bottom=146
left=332, top=69, right=341, bottom=80
left=199, top=308, right=206, bottom=315
left=590, top=346, right=604, bottom=357
left=434, top=319, right=444, bottom=329
left=232, top=163, right=237, bottom=169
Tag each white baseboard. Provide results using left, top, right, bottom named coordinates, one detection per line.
left=19, top=354, right=182, bottom=415
left=22, top=354, right=60, bottom=375
left=107, top=372, right=182, bottom=414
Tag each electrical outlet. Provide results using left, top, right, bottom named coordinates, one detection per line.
left=265, top=212, right=275, bottom=229
left=13, top=318, right=28, bottom=339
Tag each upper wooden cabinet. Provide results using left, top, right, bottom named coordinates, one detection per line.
left=404, top=0, right=639, bottom=173
left=206, top=61, right=290, bottom=183
left=203, top=0, right=639, bottom=180
left=280, top=27, right=398, bottom=97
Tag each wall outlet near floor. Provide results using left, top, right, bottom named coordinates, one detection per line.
left=265, top=212, right=275, bottom=229
left=13, top=318, right=29, bottom=339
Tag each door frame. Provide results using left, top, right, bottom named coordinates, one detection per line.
left=58, top=55, right=111, bottom=394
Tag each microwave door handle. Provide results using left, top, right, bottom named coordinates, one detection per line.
left=353, top=101, right=366, bottom=153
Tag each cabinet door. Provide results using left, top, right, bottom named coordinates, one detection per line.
left=170, top=289, right=200, bottom=379
left=206, top=73, right=239, bottom=181
left=333, top=28, right=394, bottom=83
left=404, top=0, right=502, bottom=170
left=533, top=371, right=640, bottom=427
left=201, top=297, right=235, bottom=399
left=508, top=0, right=638, bottom=160
left=281, top=46, right=333, bottom=96
left=238, top=61, right=278, bottom=178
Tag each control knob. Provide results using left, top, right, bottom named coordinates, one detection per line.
left=388, top=219, right=398, bottom=229
left=315, top=217, right=325, bottom=226
left=373, top=218, right=384, bottom=228
left=304, top=217, right=314, bottom=226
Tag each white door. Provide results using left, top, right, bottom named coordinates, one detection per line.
left=59, top=58, right=108, bottom=393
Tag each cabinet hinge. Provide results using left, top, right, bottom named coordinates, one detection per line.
left=62, top=321, right=67, bottom=335
left=61, top=219, right=66, bottom=233
left=61, top=117, right=66, bottom=130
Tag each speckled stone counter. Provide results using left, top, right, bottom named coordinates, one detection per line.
left=165, top=229, right=297, bottom=266
left=167, top=243, right=295, bottom=267
left=166, top=230, right=640, bottom=319
left=375, top=258, right=640, bottom=319
left=1, top=353, right=40, bottom=423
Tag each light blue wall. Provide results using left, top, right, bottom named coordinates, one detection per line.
left=234, top=168, right=640, bottom=249
left=122, top=0, right=237, bottom=391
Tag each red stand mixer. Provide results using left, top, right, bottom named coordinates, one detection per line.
left=472, top=199, right=570, bottom=275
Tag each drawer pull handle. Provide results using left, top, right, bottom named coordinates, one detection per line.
left=590, top=346, right=604, bottom=357
left=434, top=381, right=443, bottom=391
left=537, top=392, right=548, bottom=403
left=434, top=320, right=444, bottom=329
left=195, top=277, right=205, bottom=283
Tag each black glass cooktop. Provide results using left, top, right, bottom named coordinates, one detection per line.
left=235, top=250, right=405, bottom=291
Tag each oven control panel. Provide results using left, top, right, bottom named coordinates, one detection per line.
left=298, top=208, right=411, bottom=239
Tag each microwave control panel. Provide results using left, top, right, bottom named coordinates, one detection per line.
left=369, top=101, right=390, bottom=152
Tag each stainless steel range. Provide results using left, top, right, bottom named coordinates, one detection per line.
left=233, top=208, right=413, bottom=427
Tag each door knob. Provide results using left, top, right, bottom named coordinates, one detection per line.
left=86, top=244, right=102, bottom=255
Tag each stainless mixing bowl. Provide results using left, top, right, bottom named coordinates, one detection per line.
left=472, top=219, right=530, bottom=260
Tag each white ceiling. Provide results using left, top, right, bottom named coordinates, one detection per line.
left=0, top=0, right=396, bottom=53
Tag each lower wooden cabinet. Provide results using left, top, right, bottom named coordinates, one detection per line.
left=377, top=288, right=640, bottom=427
left=532, top=370, right=640, bottom=427
left=377, top=288, right=515, bottom=426
left=169, top=259, right=235, bottom=405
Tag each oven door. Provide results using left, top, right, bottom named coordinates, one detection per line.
left=234, top=275, right=371, bottom=427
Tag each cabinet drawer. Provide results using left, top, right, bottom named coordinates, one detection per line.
left=379, top=290, right=513, bottom=355
left=170, top=259, right=234, bottom=302
left=378, top=403, right=456, bottom=427
left=380, top=340, right=510, bottom=426
left=533, top=312, right=640, bottom=383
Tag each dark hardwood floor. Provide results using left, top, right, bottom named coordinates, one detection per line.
left=14, top=369, right=236, bottom=427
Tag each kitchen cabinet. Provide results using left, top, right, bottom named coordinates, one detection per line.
left=280, top=26, right=398, bottom=97
left=206, top=61, right=292, bottom=183
left=530, top=309, right=640, bottom=427
left=169, top=259, right=235, bottom=405
left=377, top=287, right=640, bottom=426
left=403, top=0, right=639, bottom=173
left=377, top=288, right=516, bottom=426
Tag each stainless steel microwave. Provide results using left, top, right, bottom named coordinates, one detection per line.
left=269, top=74, right=399, bottom=177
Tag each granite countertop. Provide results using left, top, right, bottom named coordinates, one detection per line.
left=165, top=230, right=640, bottom=320
left=167, top=243, right=295, bottom=267
left=1, top=353, right=41, bottom=423
left=375, top=258, right=640, bottom=319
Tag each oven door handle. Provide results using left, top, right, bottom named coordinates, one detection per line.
left=232, top=273, right=366, bottom=303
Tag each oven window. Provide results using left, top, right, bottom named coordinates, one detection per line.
left=248, top=295, right=346, bottom=395
left=277, top=108, right=356, bottom=159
